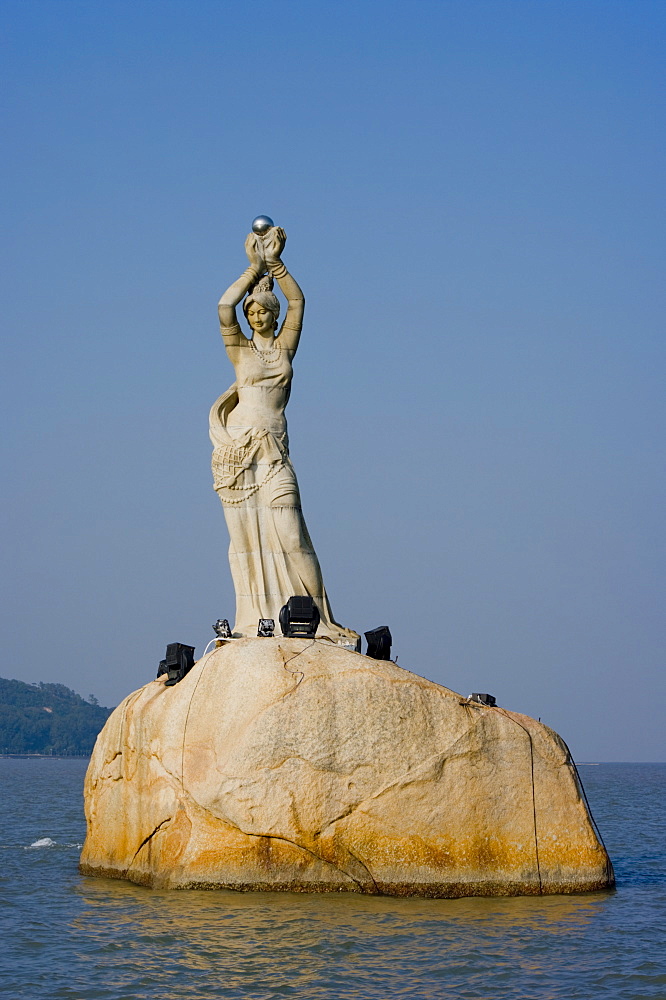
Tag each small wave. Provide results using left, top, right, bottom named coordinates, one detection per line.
left=26, top=837, right=56, bottom=849
left=22, top=838, right=83, bottom=850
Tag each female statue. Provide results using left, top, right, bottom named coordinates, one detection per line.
left=210, top=223, right=359, bottom=647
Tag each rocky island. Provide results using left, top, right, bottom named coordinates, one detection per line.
left=81, top=638, right=613, bottom=895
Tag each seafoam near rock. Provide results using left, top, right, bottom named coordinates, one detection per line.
left=80, top=639, right=614, bottom=896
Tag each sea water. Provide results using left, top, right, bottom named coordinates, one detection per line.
left=0, top=758, right=664, bottom=999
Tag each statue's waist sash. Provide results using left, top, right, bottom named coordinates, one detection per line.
left=212, top=428, right=289, bottom=500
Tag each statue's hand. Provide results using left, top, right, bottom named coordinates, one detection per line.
left=263, top=226, right=286, bottom=262
left=244, top=233, right=265, bottom=272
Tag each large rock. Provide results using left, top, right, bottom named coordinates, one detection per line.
left=80, top=639, right=613, bottom=896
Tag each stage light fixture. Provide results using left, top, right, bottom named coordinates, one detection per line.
left=279, top=596, right=320, bottom=638
left=364, top=626, right=392, bottom=660
left=257, top=619, right=275, bottom=637
left=213, top=619, right=232, bottom=639
left=162, top=642, right=196, bottom=686
left=469, top=692, right=496, bottom=707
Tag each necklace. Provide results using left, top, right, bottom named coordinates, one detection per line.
left=249, top=338, right=281, bottom=364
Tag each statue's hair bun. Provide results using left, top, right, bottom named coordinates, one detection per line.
left=252, top=274, right=274, bottom=294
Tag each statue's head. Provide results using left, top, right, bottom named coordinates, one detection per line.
left=243, top=274, right=280, bottom=334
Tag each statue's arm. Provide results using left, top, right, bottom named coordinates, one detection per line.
left=217, top=266, right=261, bottom=348
left=271, top=261, right=304, bottom=352
left=260, top=229, right=303, bottom=351
left=217, top=234, right=265, bottom=348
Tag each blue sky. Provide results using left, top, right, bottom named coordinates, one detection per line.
left=1, top=0, right=664, bottom=759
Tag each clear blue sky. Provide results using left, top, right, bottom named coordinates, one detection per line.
left=1, top=0, right=664, bottom=760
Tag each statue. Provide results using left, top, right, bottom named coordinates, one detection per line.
left=210, top=219, right=359, bottom=647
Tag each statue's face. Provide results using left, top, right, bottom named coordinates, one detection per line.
left=246, top=302, right=275, bottom=335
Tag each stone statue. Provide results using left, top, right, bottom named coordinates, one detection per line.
left=210, top=220, right=359, bottom=646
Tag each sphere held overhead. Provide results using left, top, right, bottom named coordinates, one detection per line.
left=252, top=215, right=274, bottom=234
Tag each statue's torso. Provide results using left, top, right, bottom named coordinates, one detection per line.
left=227, top=340, right=293, bottom=440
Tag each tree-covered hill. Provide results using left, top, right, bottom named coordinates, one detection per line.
left=0, top=678, right=113, bottom=755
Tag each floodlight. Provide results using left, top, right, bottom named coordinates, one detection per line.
left=213, top=619, right=232, bottom=639
left=163, top=643, right=196, bottom=687
left=279, top=596, right=320, bottom=638
left=364, top=626, right=392, bottom=661
left=469, top=692, right=496, bottom=707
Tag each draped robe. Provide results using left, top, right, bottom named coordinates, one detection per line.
left=210, top=337, right=357, bottom=645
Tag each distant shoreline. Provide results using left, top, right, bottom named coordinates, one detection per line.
left=0, top=753, right=91, bottom=759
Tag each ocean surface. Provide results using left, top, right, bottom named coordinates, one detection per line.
left=0, top=759, right=664, bottom=1000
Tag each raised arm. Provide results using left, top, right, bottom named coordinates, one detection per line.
left=263, top=228, right=304, bottom=353
left=217, top=235, right=265, bottom=348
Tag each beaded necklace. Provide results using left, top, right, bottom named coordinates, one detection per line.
left=249, top=337, right=281, bottom=364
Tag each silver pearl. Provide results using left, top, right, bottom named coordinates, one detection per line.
left=252, top=215, right=274, bottom=234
